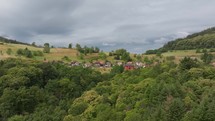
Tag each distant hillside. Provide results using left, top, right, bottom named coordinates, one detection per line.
left=161, top=27, right=215, bottom=50
left=0, top=36, right=29, bottom=45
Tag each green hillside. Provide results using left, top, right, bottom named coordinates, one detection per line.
left=64, top=62, right=215, bottom=121
left=161, top=27, right=215, bottom=50
left=1, top=28, right=215, bottom=121
left=1, top=57, right=215, bottom=121
left=0, top=40, right=104, bottom=62
left=0, top=43, right=80, bottom=61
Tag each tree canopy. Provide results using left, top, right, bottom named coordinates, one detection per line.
left=1, top=57, right=215, bottom=121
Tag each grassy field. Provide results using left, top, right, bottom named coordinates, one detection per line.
left=162, top=50, right=201, bottom=63
left=0, top=43, right=74, bottom=61
left=43, top=48, right=78, bottom=61
left=0, top=43, right=41, bottom=60
left=141, top=49, right=215, bottom=64
left=1, top=42, right=215, bottom=63
left=162, top=50, right=200, bottom=57
left=0, top=43, right=102, bottom=62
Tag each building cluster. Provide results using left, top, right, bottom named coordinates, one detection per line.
left=68, top=61, right=147, bottom=70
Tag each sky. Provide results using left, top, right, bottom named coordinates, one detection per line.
left=0, top=0, right=215, bottom=53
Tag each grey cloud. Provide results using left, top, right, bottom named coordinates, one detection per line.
left=0, top=0, right=84, bottom=39
left=0, top=0, right=215, bottom=53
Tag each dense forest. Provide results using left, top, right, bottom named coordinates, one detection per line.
left=161, top=27, right=215, bottom=50
left=0, top=57, right=215, bottom=121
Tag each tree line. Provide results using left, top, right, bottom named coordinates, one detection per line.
left=75, top=44, right=100, bottom=55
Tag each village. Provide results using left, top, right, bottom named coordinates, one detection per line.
left=47, top=57, right=215, bottom=72
left=53, top=60, right=148, bottom=71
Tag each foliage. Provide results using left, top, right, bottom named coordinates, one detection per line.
left=112, top=49, right=132, bottom=62
left=33, top=50, right=44, bottom=56
left=62, top=56, right=71, bottom=62
left=6, top=48, right=13, bottom=55
left=98, top=52, right=107, bottom=60
left=32, top=42, right=36, bottom=47
left=1, top=58, right=215, bottom=121
left=17, top=48, right=43, bottom=58
left=145, top=48, right=167, bottom=55
left=16, top=48, right=33, bottom=58
left=179, top=57, right=199, bottom=70
left=76, top=43, right=100, bottom=54
left=201, top=52, right=213, bottom=64
left=43, top=43, right=50, bottom=53
left=68, top=43, right=72, bottom=49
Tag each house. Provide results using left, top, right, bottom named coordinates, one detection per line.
left=211, top=62, right=215, bottom=67
left=135, top=62, right=144, bottom=68
left=70, top=61, right=80, bottom=66
left=84, top=63, right=92, bottom=68
left=104, top=61, right=112, bottom=68
left=93, top=61, right=104, bottom=67
left=116, top=61, right=123, bottom=66
left=124, top=64, right=135, bottom=70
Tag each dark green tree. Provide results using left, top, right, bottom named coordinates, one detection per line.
left=32, top=42, right=36, bottom=47
left=68, top=43, right=72, bottom=49
left=6, top=48, right=12, bottom=55
left=24, top=48, right=33, bottom=58
left=43, top=43, right=50, bottom=53
left=201, top=52, right=213, bottom=64
left=16, top=49, right=24, bottom=55
left=76, top=44, right=83, bottom=53
left=166, top=99, right=185, bottom=121
left=179, top=57, right=199, bottom=70
left=94, top=47, right=100, bottom=53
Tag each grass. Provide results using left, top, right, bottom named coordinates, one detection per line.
left=0, top=43, right=42, bottom=59
left=162, top=50, right=201, bottom=57
left=142, top=49, right=215, bottom=63
left=162, top=50, right=201, bottom=63
left=1, top=43, right=215, bottom=63
left=0, top=43, right=100, bottom=62
left=0, top=43, right=78, bottom=61
left=43, top=48, right=79, bottom=61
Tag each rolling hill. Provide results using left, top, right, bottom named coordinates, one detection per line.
left=0, top=37, right=98, bottom=61
left=161, top=27, right=215, bottom=50
left=0, top=42, right=100, bottom=61
left=0, top=37, right=106, bottom=62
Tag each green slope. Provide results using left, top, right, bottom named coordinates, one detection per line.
left=161, top=27, right=215, bottom=50
left=64, top=62, right=215, bottom=121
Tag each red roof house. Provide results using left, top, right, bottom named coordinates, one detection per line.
left=124, top=64, right=135, bottom=70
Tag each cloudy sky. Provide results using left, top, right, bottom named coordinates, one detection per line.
left=0, top=0, right=215, bottom=53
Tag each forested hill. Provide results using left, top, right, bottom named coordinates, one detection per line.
left=1, top=58, right=215, bottom=121
left=161, top=27, right=215, bottom=50
left=0, top=36, right=29, bottom=45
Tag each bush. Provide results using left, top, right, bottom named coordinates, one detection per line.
left=33, top=51, right=44, bottom=56
left=69, top=102, right=88, bottom=116
left=62, top=56, right=71, bottom=61
left=6, top=48, right=12, bottom=55
left=16, top=48, right=33, bottom=58
left=166, top=56, right=176, bottom=61
left=179, top=57, right=199, bottom=70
